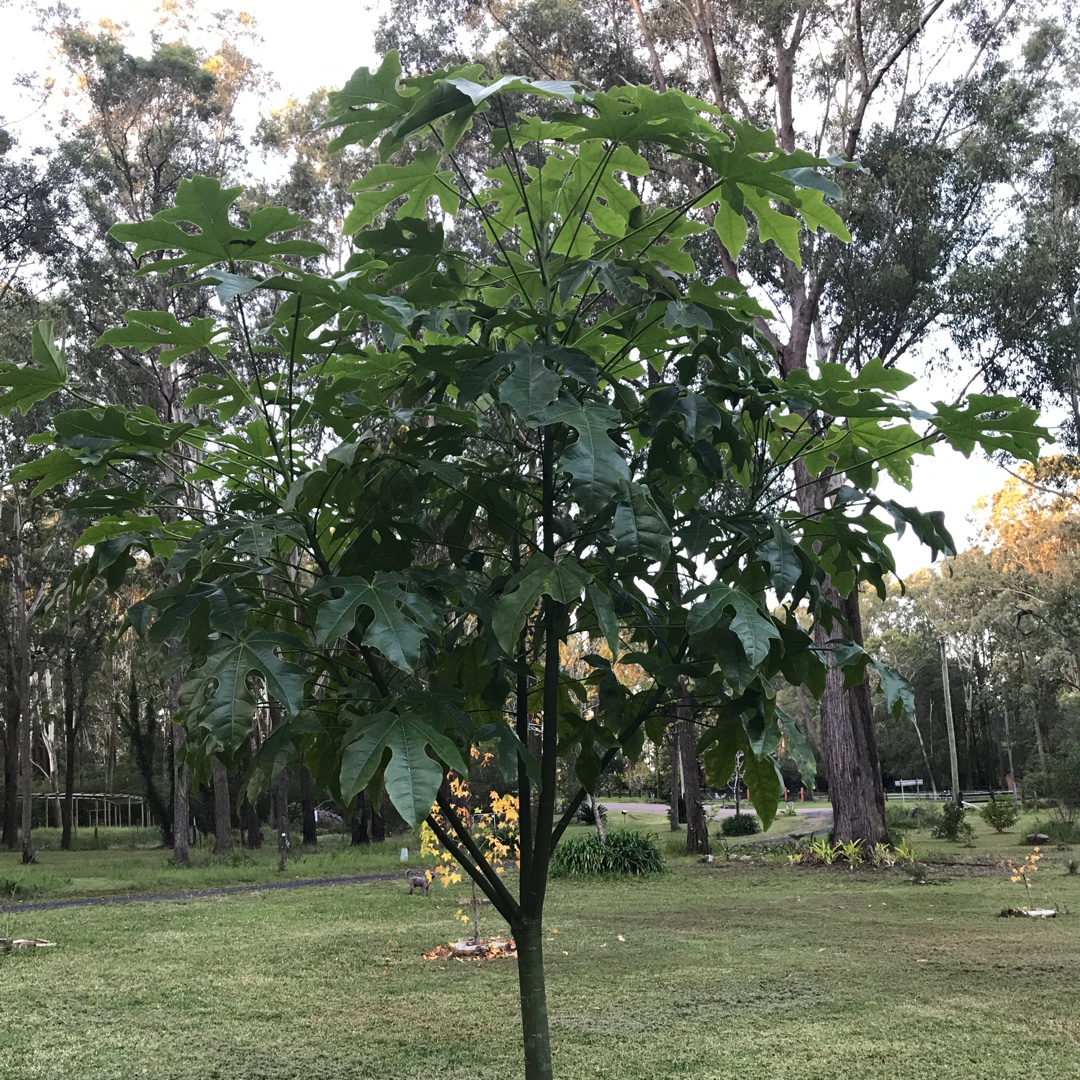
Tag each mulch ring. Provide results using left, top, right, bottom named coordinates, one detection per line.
left=423, top=939, right=517, bottom=962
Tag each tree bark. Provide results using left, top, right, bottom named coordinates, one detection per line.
left=370, top=805, right=385, bottom=843
left=351, top=791, right=369, bottom=846
left=60, top=649, right=77, bottom=850
left=238, top=736, right=262, bottom=849
left=815, top=585, right=889, bottom=845
left=678, top=709, right=710, bottom=855
left=299, top=764, right=317, bottom=846
left=668, top=725, right=681, bottom=829
left=19, top=676, right=34, bottom=864
left=212, top=757, right=233, bottom=854
left=512, top=917, right=553, bottom=1080
left=2, top=687, right=18, bottom=850
left=172, top=718, right=190, bottom=866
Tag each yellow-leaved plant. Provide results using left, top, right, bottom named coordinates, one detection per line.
left=421, top=753, right=519, bottom=944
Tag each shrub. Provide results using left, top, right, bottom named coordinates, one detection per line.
left=1033, top=818, right=1080, bottom=845
left=930, top=802, right=967, bottom=842
left=576, top=801, right=608, bottom=827
left=720, top=813, right=760, bottom=837
left=603, top=830, right=666, bottom=875
left=550, top=830, right=665, bottom=877
left=979, top=797, right=1018, bottom=833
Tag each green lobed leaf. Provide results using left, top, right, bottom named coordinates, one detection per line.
left=688, top=586, right=781, bottom=667
left=491, top=553, right=592, bottom=654
left=110, top=175, right=324, bottom=273
left=344, top=149, right=460, bottom=234
left=0, top=320, right=69, bottom=415
left=96, top=311, right=229, bottom=366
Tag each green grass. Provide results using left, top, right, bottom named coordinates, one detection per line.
left=2, top=822, right=1078, bottom=1079
left=0, top=832, right=423, bottom=902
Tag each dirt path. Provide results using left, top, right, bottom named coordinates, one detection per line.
left=0, top=872, right=400, bottom=916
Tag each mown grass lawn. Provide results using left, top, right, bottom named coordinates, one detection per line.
left=1, top=813, right=1077, bottom=1080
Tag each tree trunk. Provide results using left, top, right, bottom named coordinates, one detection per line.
left=172, top=717, right=190, bottom=866
left=815, top=586, right=889, bottom=845
left=370, top=805, right=385, bottom=843
left=20, top=683, right=34, bottom=863
left=240, top=796, right=263, bottom=849
left=237, top=736, right=262, bottom=849
left=61, top=653, right=76, bottom=851
left=3, top=688, right=19, bottom=850
left=678, top=710, right=710, bottom=855
left=273, top=768, right=290, bottom=838
left=512, top=918, right=554, bottom=1080
left=351, top=792, right=369, bottom=846
left=299, top=764, right=317, bottom=846
left=212, top=757, right=233, bottom=854
left=668, top=725, right=681, bottom=829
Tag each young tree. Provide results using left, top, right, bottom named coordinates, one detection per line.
left=2, top=59, right=1043, bottom=1078
left=376, top=0, right=1071, bottom=845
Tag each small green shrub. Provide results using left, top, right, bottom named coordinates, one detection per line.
left=550, top=830, right=665, bottom=877
left=979, top=797, right=1018, bottom=833
left=719, top=813, right=760, bottom=837
left=930, top=802, right=967, bottom=842
left=603, top=830, right=665, bottom=875
left=1033, top=818, right=1080, bottom=845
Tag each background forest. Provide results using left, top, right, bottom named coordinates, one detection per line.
left=2, top=0, right=1079, bottom=865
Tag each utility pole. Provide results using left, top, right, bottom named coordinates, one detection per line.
left=939, top=637, right=962, bottom=806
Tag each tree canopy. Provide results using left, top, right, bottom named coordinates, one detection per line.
left=0, top=55, right=1046, bottom=1077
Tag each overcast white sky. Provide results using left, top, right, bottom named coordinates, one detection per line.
left=0, top=0, right=1042, bottom=575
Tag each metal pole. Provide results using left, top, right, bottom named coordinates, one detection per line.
left=939, top=636, right=962, bottom=806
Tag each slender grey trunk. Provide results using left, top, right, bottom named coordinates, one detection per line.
left=212, top=758, right=233, bottom=853
left=171, top=710, right=190, bottom=866
left=669, top=725, right=681, bottom=830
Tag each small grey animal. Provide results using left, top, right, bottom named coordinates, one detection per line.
left=406, top=869, right=431, bottom=896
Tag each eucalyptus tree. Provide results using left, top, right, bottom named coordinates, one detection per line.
left=1, top=59, right=1042, bottom=1077
left=42, top=14, right=264, bottom=861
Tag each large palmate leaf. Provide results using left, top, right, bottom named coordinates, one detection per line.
left=498, top=352, right=563, bottom=419
left=324, top=51, right=416, bottom=151
left=110, top=175, right=325, bottom=273
left=96, top=310, right=230, bottom=366
left=742, top=747, right=783, bottom=830
left=535, top=398, right=630, bottom=512
left=0, top=320, right=68, bottom=416
left=612, top=482, right=671, bottom=559
left=182, top=632, right=309, bottom=753
left=344, top=149, right=460, bottom=234
left=311, top=575, right=437, bottom=673
left=492, top=553, right=592, bottom=654
left=688, top=586, right=781, bottom=666
left=339, top=711, right=468, bottom=826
